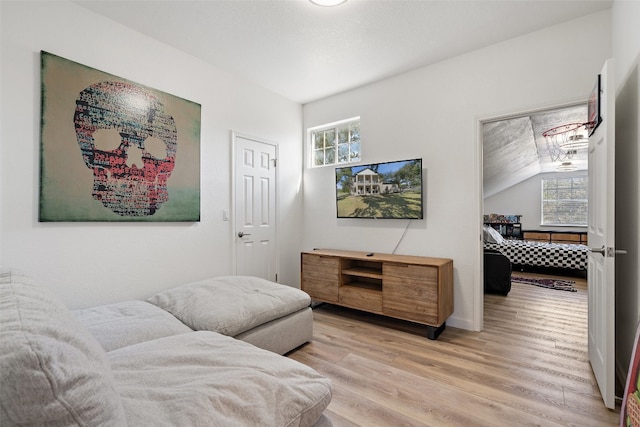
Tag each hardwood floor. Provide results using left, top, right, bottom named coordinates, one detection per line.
left=289, top=271, right=620, bottom=426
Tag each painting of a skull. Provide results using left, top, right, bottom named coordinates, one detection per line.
left=39, top=51, right=200, bottom=222
left=74, top=82, right=177, bottom=216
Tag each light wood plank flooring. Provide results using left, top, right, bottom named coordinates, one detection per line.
left=289, top=271, right=620, bottom=426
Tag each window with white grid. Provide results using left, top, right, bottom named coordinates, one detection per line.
left=541, top=176, right=588, bottom=226
left=309, top=118, right=360, bottom=167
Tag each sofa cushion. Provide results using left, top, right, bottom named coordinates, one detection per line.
left=109, top=331, right=332, bottom=427
left=148, top=275, right=311, bottom=336
left=0, top=269, right=126, bottom=426
left=73, top=300, right=193, bottom=352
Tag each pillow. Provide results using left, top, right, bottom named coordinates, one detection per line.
left=489, top=226, right=505, bottom=244
left=483, top=225, right=495, bottom=242
left=482, top=225, right=495, bottom=243
left=483, top=225, right=505, bottom=244
left=0, top=269, right=126, bottom=425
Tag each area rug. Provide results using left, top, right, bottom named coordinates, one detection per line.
left=511, top=276, right=577, bottom=292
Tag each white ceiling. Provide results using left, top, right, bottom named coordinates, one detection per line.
left=75, top=0, right=606, bottom=196
left=75, top=0, right=612, bottom=104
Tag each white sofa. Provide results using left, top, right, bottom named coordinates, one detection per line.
left=0, top=269, right=332, bottom=426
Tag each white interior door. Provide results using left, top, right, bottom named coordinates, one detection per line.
left=233, top=134, right=278, bottom=281
left=587, top=59, right=616, bottom=409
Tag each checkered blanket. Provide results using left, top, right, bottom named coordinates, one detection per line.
left=485, top=239, right=588, bottom=270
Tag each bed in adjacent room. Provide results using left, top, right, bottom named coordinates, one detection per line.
left=483, top=225, right=588, bottom=271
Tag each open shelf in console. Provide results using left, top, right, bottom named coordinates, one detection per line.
left=340, top=259, right=383, bottom=292
left=341, top=259, right=383, bottom=280
left=341, top=276, right=382, bottom=291
left=339, top=260, right=383, bottom=312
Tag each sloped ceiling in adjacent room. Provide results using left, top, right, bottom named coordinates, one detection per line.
left=483, top=104, right=588, bottom=198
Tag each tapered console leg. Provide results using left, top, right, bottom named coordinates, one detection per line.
left=426, top=322, right=446, bottom=340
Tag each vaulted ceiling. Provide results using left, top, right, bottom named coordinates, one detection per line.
left=483, top=104, right=588, bottom=198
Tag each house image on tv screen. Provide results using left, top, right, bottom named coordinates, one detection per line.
left=351, top=168, right=399, bottom=195
left=335, top=158, right=423, bottom=219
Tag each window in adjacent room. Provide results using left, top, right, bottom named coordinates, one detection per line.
left=309, top=117, right=360, bottom=167
left=541, top=175, right=588, bottom=226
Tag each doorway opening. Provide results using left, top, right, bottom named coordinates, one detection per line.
left=479, top=102, right=589, bottom=329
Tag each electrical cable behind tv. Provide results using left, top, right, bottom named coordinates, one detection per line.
left=392, top=220, right=412, bottom=254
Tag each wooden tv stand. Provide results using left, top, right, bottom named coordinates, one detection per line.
left=301, top=249, right=454, bottom=340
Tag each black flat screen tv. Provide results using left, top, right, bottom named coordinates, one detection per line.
left=335, top=158, right=423, bottom=219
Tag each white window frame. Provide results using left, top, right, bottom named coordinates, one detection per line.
left=541, top=175, right=588, bottom=226
left=308, top=117, right=360, bottom=168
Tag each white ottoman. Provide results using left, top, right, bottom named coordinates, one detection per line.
left=148, top=276, right=313, bottom=354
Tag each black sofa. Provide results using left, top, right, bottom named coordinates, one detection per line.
left=484, top=248, right=511, bottom=295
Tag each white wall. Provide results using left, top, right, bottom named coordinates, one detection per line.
left=1, top=1, right=630, bottom=342
left=484, top=171, right=588, bottom=232
left=302, top=11, right=611, bottom=330
left=0, top=1, right=303, bottom=308
left=612, top=0, right=640, bottom=386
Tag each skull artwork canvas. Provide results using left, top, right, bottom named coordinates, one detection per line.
left=39, top=51, right=200, bottom=221
left=74, top=81, right=178, bottom=216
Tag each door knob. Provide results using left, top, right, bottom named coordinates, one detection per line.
left=589, top=246, right=628, bottom=257
left=237, top=231, right=251, bottom=238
